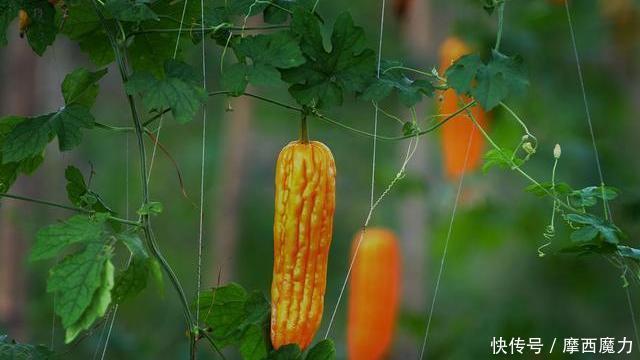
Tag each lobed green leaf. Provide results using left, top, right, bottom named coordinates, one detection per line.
left=30, top=214, right=108, bottom=261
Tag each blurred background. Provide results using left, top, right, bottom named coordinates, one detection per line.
left=1, top=0, right=639, bottom=358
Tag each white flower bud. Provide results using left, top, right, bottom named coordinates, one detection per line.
left=553, top=144, right=561, bottom=159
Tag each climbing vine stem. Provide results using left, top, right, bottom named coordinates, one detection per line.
left=90, top=2, right=197, bottom=358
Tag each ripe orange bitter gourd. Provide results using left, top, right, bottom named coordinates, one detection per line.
left=439, top=36, right=489, bottom=180
left=347, top=228, right=401, bottom=360
left=271, top=139, right=336, bottom=350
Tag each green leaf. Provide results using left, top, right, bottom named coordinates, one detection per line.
left=232, top=32, right=306, bottom=87
left=570, top=225, right=598, bottom=243
left=482, top=148, right=522, bottom=172
left=361, top=61, right=435, bottom=106
left=65, top=260, right=114, bottom=343
left=30, top=214, right=107, bottom=261
left=149, top=258, right=164, bottom=296
left=240, top=291, right=270, bottom=328
left=565, top=213, right=599, bottom=226
left=198, top=283, right=270, bottom=355
left=222, top=63, right=250, bottom=95
left=565, top=213, right=624, bottom=245
left=22, top=0, right=58, bottom=55
left=0, top=335, right=54, bottom=360
left=3, top=104, right=94, bottom=162
left=137, top=201, right=163, bottom=216
left=560, top=242, right=617, bottom=256
left=104, top=0, right=159, bottom=22
left=283, top=10, right=376, bottom=108
left=445, top=54, right=483, bottom=94
left=47, top=242, right=112, bottom=330
left=236, top=32, right=305, bottom=70
left=525, top=182, right=573, bottom=197
left=64, top=166, right=113, bottom=213
left=472, top=51, right=528, bottom=110
left=306, top=340, right=336, bottom=360
left=199, top=283, right=248, bottom=343
left=268, top=344, right=302, bottom=360
left=263, top=1, right=289, bottom=24
left=65, top=166, right=87, bottom=206
left=596, top=223, right=622, bottom=245
left=125, top=60, right=207, bottom=123
left=118, top=232, right=148, bottom=259
left=113, top=257, right=149, bottom=303
left=128, top=32, right=178, bottom=77
left=239, top=325, right=268, bottom=360
left=48, top=105, right=95, bottom=151
left=62, top=68, right=108, bottom=107
left=569, top=186, right=619, bottom=208
left=2, top=115, right=51, bottom=163
left=618, top=246, right=640, bottom=261
left=60, top=0, right=114, bottom=67
left=445, top=51, right=528, bottom=110
left=0, top=117, right=44, bottom=192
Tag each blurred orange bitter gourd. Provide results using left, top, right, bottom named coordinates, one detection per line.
left=271, top=139, right=336, bottom=350
left=439, top=36, right=489, bottom=180
left=347, top=228, right=401, bottom=360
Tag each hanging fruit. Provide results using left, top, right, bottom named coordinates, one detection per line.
left=270, top=117, right=336, bottom=350
left=347, top=228, right=401, bottom=360
left=439, top=36, right=490, bottom=180
left=18, top=10, right=29, bottom=38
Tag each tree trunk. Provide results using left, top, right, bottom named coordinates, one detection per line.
left=210, top=93, right=253, bottom=284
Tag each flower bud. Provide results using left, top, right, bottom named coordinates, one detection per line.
left=553, top=144, right=561, bottom=159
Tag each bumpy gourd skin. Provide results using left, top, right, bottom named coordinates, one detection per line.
left=271, top=140, right=336, bottom=350
left=347, top=228, right=401, bottom=360
left=439, top=36, right=489, bottom=180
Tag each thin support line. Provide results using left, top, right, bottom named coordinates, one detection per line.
left=564, top=0, right=637, bottom=347
left=323, top=0, right=388, bottom=339
left=563, top=0, right=607, bottom=210
left=324, top=134, right=420, bottom=339
left=418, top=123, right=474, bottom=359
left=93, top=311, right=111, bottom=360
left=195, top=0, right=208, bottom=328
left=626, top=287, right=640, bottom=352
left=100, top=123, right=132, bottom=360
left=148, top=0, right=189, bottom=186
left=50, top=293, right=56, bottom=349
left=369, top=0, right=385, bottom=208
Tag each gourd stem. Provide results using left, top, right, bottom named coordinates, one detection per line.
left=300, top=113, right=310, bottom=143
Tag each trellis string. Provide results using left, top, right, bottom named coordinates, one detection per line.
left=324, top=130, right=419, bottom=339
left=418, top=126, right=474, bottom=359
left=195, top=0, right=208, bottom=327
left=563, top=0, right=639, bottom=348
left=323, top=0, right=387, bottom=338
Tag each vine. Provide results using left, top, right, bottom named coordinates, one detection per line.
left=0, top=0, right=638, bottom=358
